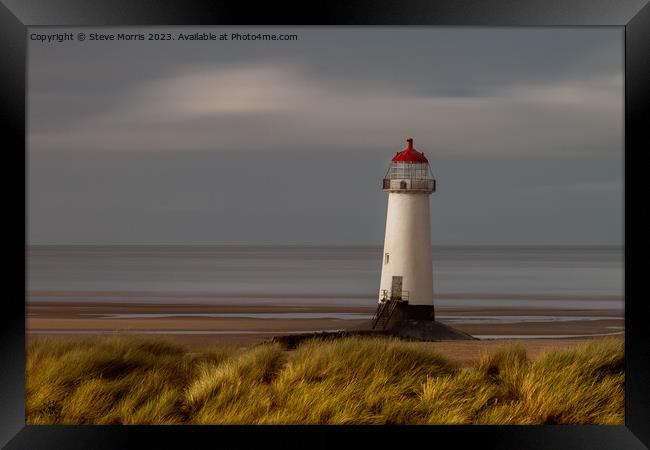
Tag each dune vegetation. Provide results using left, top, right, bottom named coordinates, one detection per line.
left=26, top=335, right=624, bottom=425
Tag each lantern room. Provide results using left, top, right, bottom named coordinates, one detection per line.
left=382, top=138, right=436, bottom=193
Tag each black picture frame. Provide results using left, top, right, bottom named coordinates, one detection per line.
left=2, top=1, right=648, bottom=448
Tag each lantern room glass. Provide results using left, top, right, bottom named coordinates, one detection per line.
left=386, top=162, right=433, bottom=180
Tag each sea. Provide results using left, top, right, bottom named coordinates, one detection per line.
left=26, top=246, right=624, bottom=312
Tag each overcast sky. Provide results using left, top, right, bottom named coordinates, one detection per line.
left=27, top=27, right=623, bottom=246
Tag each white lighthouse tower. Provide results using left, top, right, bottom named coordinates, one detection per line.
left=377, top=138, right=436, bottom=323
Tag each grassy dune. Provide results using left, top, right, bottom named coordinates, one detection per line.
left=26, top=335, right=624, bottom=425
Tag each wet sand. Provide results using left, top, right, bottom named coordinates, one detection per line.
left=27, top=301, right=623, bottom=354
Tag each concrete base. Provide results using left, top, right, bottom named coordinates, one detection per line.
left=400, top=304, right=434, bottom=320
left=370, top=302, right=475, bottom=341
left=268, top=304, right=475, bottom=348
left=375, top=302, right=434, bottom=329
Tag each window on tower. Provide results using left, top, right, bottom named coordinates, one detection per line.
left=385, top=253, right=390, bottom=264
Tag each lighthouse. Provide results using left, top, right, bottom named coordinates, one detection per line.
left=376, top=138, right=436, bottom=326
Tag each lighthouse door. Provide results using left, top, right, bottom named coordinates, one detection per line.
left=391, top=276, right=403, bottom=300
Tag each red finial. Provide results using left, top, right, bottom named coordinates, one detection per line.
left=391, top=137, right=428, bottom=163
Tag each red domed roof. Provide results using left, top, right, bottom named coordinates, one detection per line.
left=391, top=138, right=428, bottom=163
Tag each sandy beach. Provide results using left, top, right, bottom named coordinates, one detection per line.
left=26, top=301, right=623, bottom=355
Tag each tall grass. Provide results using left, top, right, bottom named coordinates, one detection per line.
left=26, top=335, right=624, bottom=425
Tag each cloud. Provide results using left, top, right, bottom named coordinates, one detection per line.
left=499, top=73, right=623, bottom=109
left=126, top=65, right=309, bottom=120
left=28, top=62, right=622, bottom=157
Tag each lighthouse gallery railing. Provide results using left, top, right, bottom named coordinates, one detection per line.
left=382, top=178, right=435, bottom=191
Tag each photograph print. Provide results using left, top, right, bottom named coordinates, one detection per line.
left=26, top=26, right=624, bottom=425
